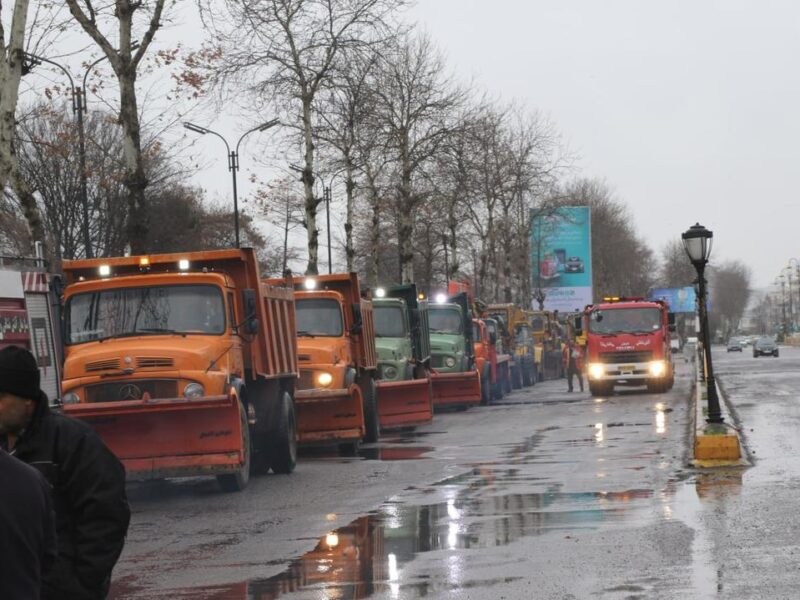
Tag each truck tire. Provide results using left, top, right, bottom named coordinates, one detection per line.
left=361, top=377, right=379, bottom=444
left=511, top=365, right=523, bottom=390
left=480, top=367, right=491, bottom=405
left=338, top=440, right=361, bottom=456
left=646, top=380, right=667, bottom=394
left=589, top=381, right=612, bottom=397
left=502, top=364, right=512, bottom=395
left=492, top=377, right=504, bottom=401
left=268, top=391, right=297, bottom=475
left=217, top=401, right=251, bottom=492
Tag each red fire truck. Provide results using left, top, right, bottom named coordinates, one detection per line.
left=577, top=297, right=676, bottom=396
left=0, top=256, right=61, bottom=400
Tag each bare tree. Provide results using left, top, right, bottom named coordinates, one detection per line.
left=710, top=260, right=752, bottom=339
left=659, top=238, right=696, bottom=288
left=373, top=32, right=463, bottom=283
left=64, top=0, right=169, bottom=253
left=255, top=174, right=305, bottom=274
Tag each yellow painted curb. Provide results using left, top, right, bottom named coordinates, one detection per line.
left=695, top=432, right=740, bottom=460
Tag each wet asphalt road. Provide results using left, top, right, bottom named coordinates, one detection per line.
left=107, top=348, right=797, bottom=599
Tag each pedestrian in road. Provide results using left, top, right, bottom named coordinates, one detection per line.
left=0, top=345, right=130, bottom=600
left=0, top=446, right=57, bottom=599
left=563, top=338, right=585, bottom=392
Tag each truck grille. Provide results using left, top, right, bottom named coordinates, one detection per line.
left=136, top=356, right=174, bottom=368
left=599, top=351, right=653, bottom=364
left=85, top=380, right=178, bottom=403
left=298, top=369, right=315, bottom=390
left=430, top=354, right=445, bottom=368
left=85, top=358, right=120, bottom=372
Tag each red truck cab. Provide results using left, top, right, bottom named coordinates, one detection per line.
left=579, top=297, right=676, bottom=396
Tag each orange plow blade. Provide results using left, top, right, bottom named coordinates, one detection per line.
left=431, top=370, right=482, bottom=409
left=377, top=377, right=433, bottom=431
left=63, top=395, right=245, bottom=480
left=294, top=385, right=364, bottom=444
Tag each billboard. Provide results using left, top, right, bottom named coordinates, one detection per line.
left=650, top=286, right=709, bottom=313
left=531, top=206, right=593, bottom=312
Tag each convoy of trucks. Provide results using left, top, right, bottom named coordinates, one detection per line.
left=0, top=242, right=686, bottom=496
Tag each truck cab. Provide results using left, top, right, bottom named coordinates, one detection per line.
left=579, top=297, right=675, bottom=396
left=60, top=250, right=299, bottom=492
left=372, top=284, right=433, bottom=430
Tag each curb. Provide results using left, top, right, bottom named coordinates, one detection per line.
left=691, top=362, right=750, bottom=468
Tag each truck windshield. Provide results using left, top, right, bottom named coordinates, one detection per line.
left=296, top=298, right=343, bottom=337
left=589, top=307, right=661, bottom=334
left=530, top=316, right=545, bottom=332
left=516, top=326, right=531, bottom=344
left=374, top=305, right=406, bottom=338
left=428, top=308, right=463, bottom=334
left=66, top=284, right=225, bottom=344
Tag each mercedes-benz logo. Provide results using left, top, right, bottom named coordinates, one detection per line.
left=119, top=384, right=142, bottom=400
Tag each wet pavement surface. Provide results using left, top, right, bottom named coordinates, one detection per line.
left=109, top=349, right=798, bottom=599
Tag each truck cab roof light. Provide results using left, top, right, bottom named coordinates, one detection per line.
left=139, top=257, right=151, bottom=272
left=375, top=287, right=386, bottom=298
left=304, top=278, right=317, bottom=290
left=98, top=265, right=111, bottom=277
left=178, top=259, right=190, bottom=270
left=435, top=293, right=447, bottom=304
left=418, top=293, right=426, bottom=300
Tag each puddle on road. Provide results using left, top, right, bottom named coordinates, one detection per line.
left=141, top=484, right=655, bottom=600
left=299, top=445, right=434, bottom=463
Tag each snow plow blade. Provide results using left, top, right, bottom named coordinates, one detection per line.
left=294, top=385, right=364, bottom=444
left=63, top=394, right=245, bottom=480
left=431, top=370, right=482, bottom=409
left=377, top=377, right=433, bottom=431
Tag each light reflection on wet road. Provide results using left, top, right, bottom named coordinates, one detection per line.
left=110, top=350, right=800, bottom=599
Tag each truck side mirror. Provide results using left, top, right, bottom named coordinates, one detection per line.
left=350, top=303, right=363, bottom=334
left=668, top=313, right=676, bottom=326
left=573, top=316, right=583, bottom=335
left=668, top=324, right=676, bottom=332
left=242, top=289, right=259, bottom=334
left=489, top=331, right=497, bottom=345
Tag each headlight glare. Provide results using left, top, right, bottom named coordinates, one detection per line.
left=588, top=363, right=605, bottom=380
left=649, top=361, right=667, bottom=377
left=62, top=392, right=80, bottom=405
left=317, top=372, right=333, bottom=387
left=184, top=383, right=205, bottom=398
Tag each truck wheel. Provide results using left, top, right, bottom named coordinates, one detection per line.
left=502, top=365, right=512, bottom=395
left=511, top=366, right=523, bottom=390
left=646, top=380, right=666, bottom=394
left=338, top=440, right=361, bottom=456
left=268, top=391, right=297, bottom=475
left=217, top=401, right=251, bottom=492
left=492, top=376, right=504, bottom=401
left=480, top=367, right=491, bottom=405
left=362, top=377, right=379, bottom=444
left=589, top=382, right=612, bottom=397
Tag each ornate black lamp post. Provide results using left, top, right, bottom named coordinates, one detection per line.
left=682, top=223, right=723, bottom=424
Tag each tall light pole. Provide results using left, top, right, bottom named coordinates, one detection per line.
left=184, top=119, right=279, bottom=248
left=782, top=267, right=794, bottom=334
left=777, top=274, right=787, bottom=336
left=682, top=223, right=723, bottom=424
left=23, top=46, right=138, bottom=258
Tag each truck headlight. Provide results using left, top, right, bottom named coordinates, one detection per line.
left=317, top=372, right=333, bottom=387
left=445, top=356, right=456, bottom=368
left=649, top=361, right=667, bottom=377
left=588, top=364, right=605, bottom=380
left=62, top=392, right=80, bottom=404
left=383, top=365, right=398, bottom=379
left=184, top=383, right=205, bottom=398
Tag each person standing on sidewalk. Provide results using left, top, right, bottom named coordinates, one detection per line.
left=0, top=446, right=57, bottom=599
left=0, top=345, right=130, bottom=600
left=563, top=338, right=585, bottom=392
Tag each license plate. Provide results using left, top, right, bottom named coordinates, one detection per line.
left=620, top=365, right=635, bottom=373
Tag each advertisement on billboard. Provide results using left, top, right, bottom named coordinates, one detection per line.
left=530, top=206, right=593, bottom=312
left=650, top=286, right=708, bottom=313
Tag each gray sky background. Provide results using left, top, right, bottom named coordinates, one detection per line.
left=407, top=0, right=799, bottom=289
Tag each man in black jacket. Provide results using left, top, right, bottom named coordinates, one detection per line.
left=0, top=346, right=131, bottom=600
left=0, top=447, right=57, bottom=599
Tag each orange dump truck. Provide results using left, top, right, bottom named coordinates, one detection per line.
left=266, top=273, right=378, bottom=452
left=60, top=249, right=298, bottom=492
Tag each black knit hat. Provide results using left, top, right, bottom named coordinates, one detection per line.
left=0, top=345, right=41, bottom=401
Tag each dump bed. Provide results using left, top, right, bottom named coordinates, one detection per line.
left=62, top=248, right=297, bottom=380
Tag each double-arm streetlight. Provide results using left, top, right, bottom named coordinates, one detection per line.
left=682, top=223, right=723, bottom=424
left=23, top=45, right=138, bottom=258
left=183, top=120, right=279, bottom=248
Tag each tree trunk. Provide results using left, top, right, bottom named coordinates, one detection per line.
left=344, top=158, right=355, bottom=271
left=118, top=71, right=149, bottom=253
left=282, top=202, right=290, bottom=273
left=398, top=142, right=414, bottom=283
left=368, top=178, right=380, bottom=287
left=301, top=94, right=318, bottom=275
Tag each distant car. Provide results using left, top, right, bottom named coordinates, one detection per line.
left=727, top=338, right=743, bottom=352
left=670, top=338, right=681, bottom=353
left=753, top=336, right=779, bottom=358
left=564, top=256, right=584, bottom=273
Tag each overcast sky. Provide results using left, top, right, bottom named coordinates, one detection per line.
left=406, top=0, right=799, bottom=289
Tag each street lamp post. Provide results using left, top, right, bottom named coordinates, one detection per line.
left=22, top=50, right=136, bottom=258
left=778, top=274, right=787, bottom=336
left=682, top=223, right=723, bottom=424
left=183, top=120, right=279, bottom=248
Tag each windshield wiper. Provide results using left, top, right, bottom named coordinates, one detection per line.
left=136, top=327, right=186, bottom=336
left=296, top=330, right=316, bottom=338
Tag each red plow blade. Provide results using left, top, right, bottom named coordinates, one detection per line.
left=63, top=395, right=244, bottom=480
left=377, top=377, right=433, bottom=431
left=431, top=370, right=482, bottom=409
left=294, top=385, right=364, bottom=444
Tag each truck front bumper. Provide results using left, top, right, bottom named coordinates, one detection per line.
left=587, top=360, right=670, bottom=382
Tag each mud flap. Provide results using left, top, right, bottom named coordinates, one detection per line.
left=64, top=394, right=245, bottom=481
left=431, top=370, right=482, bottom=409
left=294, top=385, right=364, bottom=445
left=377, top=377, right=433, bottom=431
